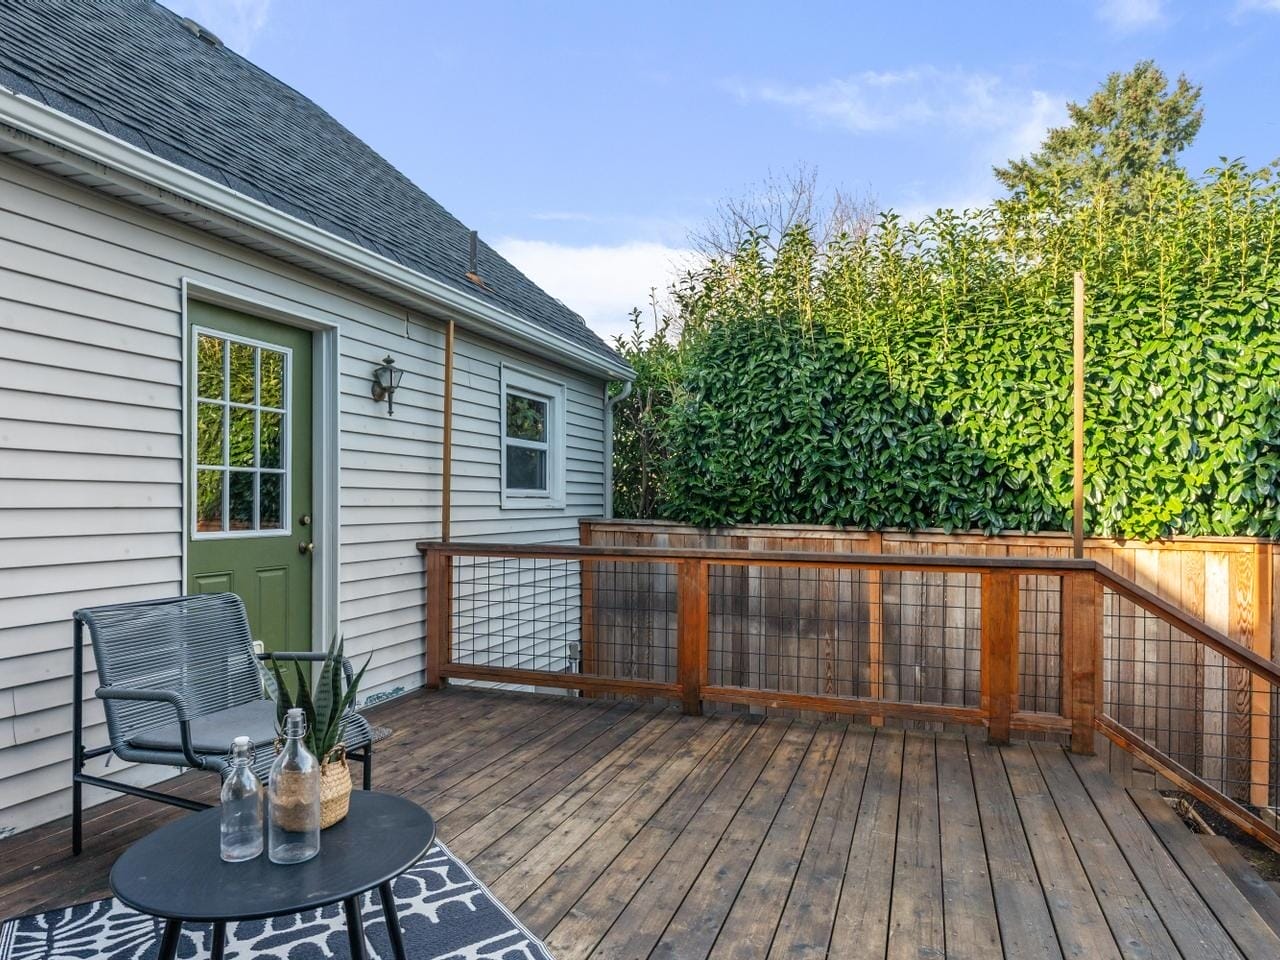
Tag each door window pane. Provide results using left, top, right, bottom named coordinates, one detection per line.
left=260, top=349, right=285, bottom=408
left=197, top=335, right=225, bottom=399
left=228, top=407, right=255, bottom=467
left=229, top=342, right=256, bottom=404
left=506, top=445, right=547, bottom=490
left=506, top=393, right=547, bottom=442
left=196, top=470, right=223, bottom=532
left=260, top=474, right=283, bottom=529
left=196, top=402, right=224, bottom=466
left=228, top=472, right=254, bottom=530
left=260, top=411, right=283, bottom=469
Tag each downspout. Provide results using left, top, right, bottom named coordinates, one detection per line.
left=441, top=319, right=455, bottom=541
left=602, top=380, right=633, bottom=520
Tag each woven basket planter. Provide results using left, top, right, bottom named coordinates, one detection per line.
left=319, top=744, right=352, bottom=829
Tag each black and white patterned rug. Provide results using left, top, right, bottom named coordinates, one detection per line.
left=0, top=842, right=553, bottom=960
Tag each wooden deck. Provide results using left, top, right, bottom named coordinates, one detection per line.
left=4, top=688, right=1280, bottom=959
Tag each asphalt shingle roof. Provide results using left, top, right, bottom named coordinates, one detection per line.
left=0, top=0, right=623, bottom=367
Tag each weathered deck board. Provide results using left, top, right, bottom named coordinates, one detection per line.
left=2, top=687, right=1278, bottom=960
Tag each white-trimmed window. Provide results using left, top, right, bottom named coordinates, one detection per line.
left=500, top=365, right=565, bottom=508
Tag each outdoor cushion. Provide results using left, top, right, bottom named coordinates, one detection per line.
left=127, top=699, right=278, bottom=755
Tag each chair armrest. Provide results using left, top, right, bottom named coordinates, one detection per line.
left=257, top=651, right=355, bottom=687
left=94, top=686, right=203, bottom=767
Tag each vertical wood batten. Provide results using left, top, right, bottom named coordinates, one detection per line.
left=867, top=531, right=885, bottom=725
left=676, top=559, right=708, bottom=716
left=982, top=571, right=1018, bottom=745
left=578, top=519, right=597, bottom=685
left=1251, top=543, right=1272, bottom=807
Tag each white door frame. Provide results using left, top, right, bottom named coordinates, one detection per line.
left=179, top=277, right=341, bottom=651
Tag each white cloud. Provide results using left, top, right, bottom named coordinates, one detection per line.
left=1096, top=0, right=1165, bottom=31
left=732, top=68, right=1068, bottom=214
left=164, top=0, right=272, bottom=53
left=494, top=238, right=699, bottom=342
left=1238, top=0, right=1280, bottom=12
left=729, top=67, right=1056, bottom=140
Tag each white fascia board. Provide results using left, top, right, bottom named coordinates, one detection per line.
left=0, top=87, right=635, bottom=382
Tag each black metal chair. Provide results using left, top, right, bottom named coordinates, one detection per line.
left=71, top=593, right=373, bottom=855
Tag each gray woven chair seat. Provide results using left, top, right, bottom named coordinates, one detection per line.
left=128, top=699, right=278, bottom=755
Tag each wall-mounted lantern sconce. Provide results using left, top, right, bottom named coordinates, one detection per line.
left=371, top=355, right=405, bottom=415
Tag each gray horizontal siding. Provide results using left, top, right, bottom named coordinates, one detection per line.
left=0, top=155, right=609, bottom=836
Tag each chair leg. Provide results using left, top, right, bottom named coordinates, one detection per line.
left=71, top=617, right=85, bottom=857
left=362, top=746, right=372, bottom=791
left=71, top=777, right=83, bottom=856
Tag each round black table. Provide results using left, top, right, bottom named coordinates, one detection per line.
left=109, top=791, right=435, bottom=960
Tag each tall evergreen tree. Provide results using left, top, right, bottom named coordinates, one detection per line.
left=995, top=60, right=1202, bottom=202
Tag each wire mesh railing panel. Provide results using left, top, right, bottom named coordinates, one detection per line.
left=706, top=564, right=871, bottom=698
left=451, top=555, right=583, bottom=674
left=1018, top=575, right=1062, bottom=715
left=705, top=564, right=982, bottom=708
left=1102, top=585, right=1276, bottom=808
left=881, top=570, right=982, bottom=707
left=581, top=559, right=677, bottom=683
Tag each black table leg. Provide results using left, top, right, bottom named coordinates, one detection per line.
left=343, top=896, right=369, bottom=960
left=211, top=920, right=227, bottom=960
left=379, top=880, right=407, bottom=960
left=156, top=919, right=182, bottom=960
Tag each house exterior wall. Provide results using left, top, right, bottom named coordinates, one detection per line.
left=0, top=155, right=608, bottom=836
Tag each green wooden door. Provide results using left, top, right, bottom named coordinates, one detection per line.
left=188, top=302, right=314, bottom=653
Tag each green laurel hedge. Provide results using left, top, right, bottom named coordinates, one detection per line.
left=643, top=162, right=1280, bottom=539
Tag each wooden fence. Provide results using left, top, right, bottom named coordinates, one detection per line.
left=581, top=521, right=1277, bottom=795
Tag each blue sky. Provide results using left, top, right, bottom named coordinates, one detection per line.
left=168, top=0, right=1280, bottom=340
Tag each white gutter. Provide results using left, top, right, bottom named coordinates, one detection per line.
left=0, top=87, right=635, bottom=383
left=602, top=379, right=633, bottom=519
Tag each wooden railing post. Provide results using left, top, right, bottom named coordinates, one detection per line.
left=677, top=559, right=708, bottom=716
left=867, top=532, right=885, bottom=726
left=1251, top=543, right=1273, bottom=807
left=1061, top=571, right=1103, bottom=754
left=981, top=571, right=1018, bottom=745
left=426, top=549, right=452, bottom=690
left=579, top=520, right=597, bottom=683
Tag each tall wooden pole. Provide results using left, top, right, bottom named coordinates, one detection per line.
left=441, top=319, right=455, bottom=543
left=1073, top=272, right=1085, bottom=559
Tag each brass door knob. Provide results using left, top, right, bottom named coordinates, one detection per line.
left=298, top=541, right=315, bottom=556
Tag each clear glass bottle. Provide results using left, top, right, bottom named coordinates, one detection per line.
left=220, top=736, right=263, bottom=862
left=268, top=707, right=321, bottom=864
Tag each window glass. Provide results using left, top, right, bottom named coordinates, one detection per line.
left=196, top=470, right=223, bottom=532
left=260, top=349, right=285, bottom=408
left=228, top=472, right=254, bottom=531
left=229, top=342, right=256, bottom=404
left=260, top=412, right=283, bottom=469
left=506, top=393, right=547, bottom=442
left=196, top=403, right=223, bottom=466
left=260, top=474, right=283, bottom=530
left=228, top=408, right=255, bottom=467
left=197, top=335, right=224, bottom=399
left=506, top=446, right=548, bottom=490
left=193, top=331, right=289, bottom=535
